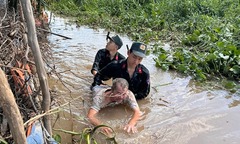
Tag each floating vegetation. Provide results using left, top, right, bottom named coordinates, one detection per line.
left=54, top=125, right=117, bottom=144
left=46, top=0, right=239, bottom=83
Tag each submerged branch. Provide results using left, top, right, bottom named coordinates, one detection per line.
left=38, top=28, right=72, bottom=39
left=23, top=95, right=84, bottom=126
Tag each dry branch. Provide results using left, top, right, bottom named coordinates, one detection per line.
left=0, top=69, right=27, bottom=144
left=20, top=0, right=52, bottom=135
left=38, top=28, right=72, bottom=39
left=23, top=95, right=84, bottom=127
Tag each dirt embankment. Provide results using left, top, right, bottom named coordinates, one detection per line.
left=0, top=2, right=52, bottom=143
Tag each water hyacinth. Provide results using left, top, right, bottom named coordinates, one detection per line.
left=46, top=0, right=239, bottom=89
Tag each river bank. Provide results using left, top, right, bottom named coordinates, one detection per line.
left=0, top=3, right=54, bottom=142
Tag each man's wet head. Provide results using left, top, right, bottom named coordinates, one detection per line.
left=110, top=78, right=129, bottom=98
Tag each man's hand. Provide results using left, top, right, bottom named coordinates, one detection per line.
left=92, top=70, right=97, bottom=76
left=124, top=107, right=141, bottom=133
left=124, top=124, right=138, bottom=133
left=101, top=127, right=113, bottom=135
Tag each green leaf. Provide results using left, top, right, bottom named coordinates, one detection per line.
left=214, top=27, right=221, bottom=33
left=216, top=41, right=225, bottom=48
left=223, top=80, right=236, bottom=89
left=0, top=139, right=8, bottom=144
left=158, top=53, right=167, bottom=61
left=226, top=44, right=237, bottom=51
left=219, top=53, right=229, bottom=60
left=177, top=64, right=188, bottom=73
left=193, top=30, right=201, bottom=36
left=53, top=134, right=61, bottom=143
left=196, top=69, right=206, bottom=81
left=53, top=128, right=81, bottom=135
left=230, top=65, right=240, bottom=74
left=206, top=53, right=217, bottom=61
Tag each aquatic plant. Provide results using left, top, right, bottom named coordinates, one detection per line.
left=46, top=0, right=240, bottom=86
left=53, top=125, right=117, bottom=144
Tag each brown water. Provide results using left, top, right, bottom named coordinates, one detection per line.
left=47, top=15, right=240, bottom=144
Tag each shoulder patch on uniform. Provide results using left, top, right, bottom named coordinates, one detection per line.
left=138, top=67, right=142, bottom=74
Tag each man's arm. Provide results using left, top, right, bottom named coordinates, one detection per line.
left=135, top=72, right=150, bottom=99
left=135, top=84, right=150, bottom=99
left=87, top=108, right=113, bottom=134
left=87, top=108, right=101, bottom=126
left=91, top=50, right=102, bottom=75
left=124, top=107, right=141, bottom=133
left=124, top=91, right=141, bottom=133
left=91, top=61, right=117, bottom=88
left=91, top=73, right=103, bottom=88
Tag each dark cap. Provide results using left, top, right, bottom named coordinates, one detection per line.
left=130, top=42, right=147, bottom=58
left=108, top=35, right=123, bottom=49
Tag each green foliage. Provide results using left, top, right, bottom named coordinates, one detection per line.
left=0, top=139, right=8, bottom=144
left=46, top=0, right=240, bottom=88
left=53, top=125, right=117, bottom=144
left=53, top=134, right=61, bottom=143
left=223, top=80, right=237, bottom=90
left=46, top=0, right=80, bottom=16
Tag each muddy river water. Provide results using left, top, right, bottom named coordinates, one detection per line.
left=47, top=15, right=240, bottom=144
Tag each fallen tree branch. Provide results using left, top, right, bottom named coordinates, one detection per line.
left=0, top=64, right=31, bottom=72
left=23, top=95, right=84, bottom=127
left=0, top=3, right=8, bottom=24
left=20, top=0, right=52, bottom=135
left=37, top=28, right=72, bottom=39
left=0, top=68, right=27, bottom=144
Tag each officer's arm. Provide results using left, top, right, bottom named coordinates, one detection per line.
left=91, top=50, right=102, bottom=75
left=91, top=72, right=106, bottom=88
left=135, top=73, right=150, bottom=99
left=91, top=62, right=114, bottom=87
left=135, top=86, right=150, bottom=99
